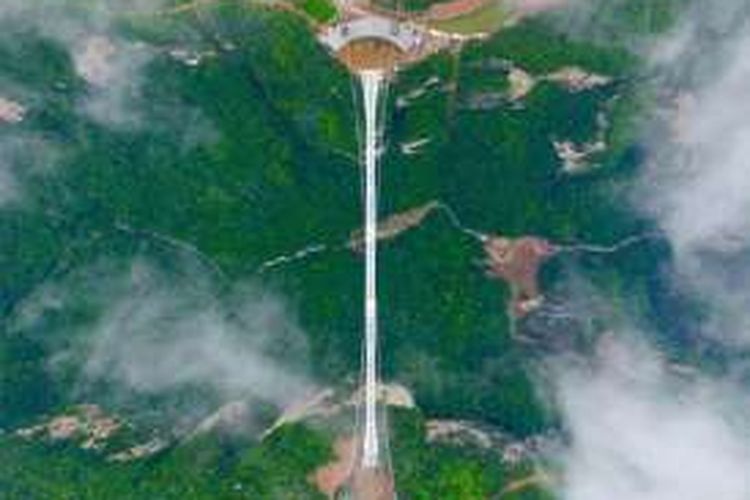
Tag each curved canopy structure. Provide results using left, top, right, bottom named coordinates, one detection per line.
left=319, top=15, right=423, bottom=54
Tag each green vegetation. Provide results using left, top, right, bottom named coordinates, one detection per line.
left=463, top=20, right=636, bottom=75
left=228, top=424, right=331, bottom=498
left=1, top=2, right=359, bottom=425
left=575, top=0, right=688, bottom=36
left=430, top=2, right=509, bottom=36
left=390, top=408, right=551, bottom=499
left=0, top=332, right=60, bottom=426
left=373, top=0, right=447, bottom=14
left=299, top=0, right=338, bottom=24
left=0, top=424, right=331, bottom=499
left=388, top=21, right=644, bottom=241
left=1, top=0, right=653, bottom=438
left=0, top=411, right=556, bottom=499
left=379, top=217, right=547, bottom=434
left=0, top=0, right=691, bottom=497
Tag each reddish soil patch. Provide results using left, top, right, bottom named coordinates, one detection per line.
left=311, top=436, right=395, bottom=499
left=312, top=437, right=356, bottom=498
left=483, top=236, right=557, bottom=317
left=338, top=39, right=404, bottom=73
left=425, top=0, right=487, bottom=21
left=349, top=466, right=395, bottom=500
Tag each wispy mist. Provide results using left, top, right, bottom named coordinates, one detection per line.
left=553, top=336, right=750, bottom=500
left=18, top=260, right=315, bottom=427
left=635, top=4, right=750, bottom=346
left=0, top=134, right=57, bottom=208
left=84, top=285, right=313, bottom=406
left=0, top=0, right=217, bottom=208
left=1, top=0, right=167, bottom=127
left=544, top=3, right=750, bottom=499
left=0, top=153, right=20, bottom=206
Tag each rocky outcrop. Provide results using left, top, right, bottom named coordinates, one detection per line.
left=186, top=400, right=252, bottom=439
left=508, top=66, right=536, bottom=101
left=14, top=404, right=169, bottom=462
left=263, top=383, right=416, bottom=439
left=396, top=76, right=442, bottom=108
left=508, top=65, right=612, bottom=102
left=0, top=97, right=25, bottom=124
left=16, top=404, right=122, bottom=450
left=553, top=107, right=612, bottom=174
left=349, top=201, right=440, bottom=251
left=400, top=137, right=432, bottom=155
left=545, top=66, right=612, bottom=92
left=74, top=36, right=118, bottom=86
left=108, top=438, right=168, bottom=462
left=553, top=138, right=607, bottom=173
left=427, top=419, right=556, bottom=464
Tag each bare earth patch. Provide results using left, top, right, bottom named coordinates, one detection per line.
left=74, top=36, right=118, bottom=86
left=499, top=472, right=552, bottom=497
left=399, top=137, right=432, bottom=155
left=483, top=236, right=557, bottom=317
left=262, top=388, right=340, bottom=438
left=427, top=420, right=494, bottom=448
left=349, top=201, right=440, bottom=251
left=348, top=466, right=396, bottom=500
left=108, top=438, right=167, bottom=463
left=508, top=66, right=536, bottom=101
left=552, top=106, right=610, bottom=174
left=0, top=97, right=26, bottom=124
left=424, top=0, right=488, bottom=22
left=349, top=383, right=416, bottom=409
left=16, top=404, right=122, bottom=450
left=186, top=400, right=250, bottom=439
left=311, top=435, right=396, bottom=499
left=427, top=419, right=554, bottom=465
left=553, top=139, right=606, bottom=173
left=545, top=66, right=612, bottom=92
left=505, top=65, right=612, bottom=114
left=311, top=436, right=356, bottom=498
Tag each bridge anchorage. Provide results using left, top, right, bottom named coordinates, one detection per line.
left=319, top=14, right=427, bottom=74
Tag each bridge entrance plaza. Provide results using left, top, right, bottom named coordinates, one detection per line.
left=319, top=15, right=423, bottom=53
left=318, top=14, right=427, bottom=72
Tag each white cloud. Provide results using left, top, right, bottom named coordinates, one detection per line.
left=0, top=1, right=216, bottom=206
left=548, top=8, right=750, bottom=499
left=0, top=0, right=167, bottom=128
left=0, top=134, right=57, bottom=208
left=18, top=261, right=316, bottom=415
left=0, top=160, right=19, bottom=206
left=82, top=283, right=315, bottom=407
left=0, top=2, right=156, bottom=206
left=553, top=337, right=750, bottom=500
left=644, top=29, right=750, bottom=256
left=632, top=4, right=750, bottom=347
left=73, top=35, right=153, bottom=127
